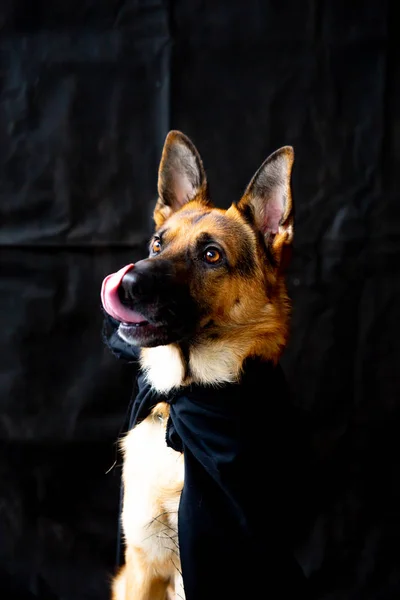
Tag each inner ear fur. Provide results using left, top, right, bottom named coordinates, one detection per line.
left=236, top=146, right=294, bottom=266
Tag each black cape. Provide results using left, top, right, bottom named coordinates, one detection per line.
left=103, top=315, right=314, bottom=599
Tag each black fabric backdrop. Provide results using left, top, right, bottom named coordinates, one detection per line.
left=1, top=1, right=400, bottom=598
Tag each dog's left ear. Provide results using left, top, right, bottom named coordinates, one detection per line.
left=154, top=131, right=209, bottom=228
left=237, top=146, right=294, bottom=267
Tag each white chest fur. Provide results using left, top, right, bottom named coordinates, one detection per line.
left=120, top=403, right=185, bottom=596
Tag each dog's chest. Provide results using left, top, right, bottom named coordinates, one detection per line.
left=121, top=403, right=184, bottom=563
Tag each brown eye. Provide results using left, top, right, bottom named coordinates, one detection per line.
left=203, top=247, right=222, bottom=264
left=151, top=239, right=162, bottom=254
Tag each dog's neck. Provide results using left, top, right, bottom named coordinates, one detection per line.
left=140, top=339, right=278, bottom=393
left=140, top=343, right=246, bottom=393
left=140, top=345, right=187, bottom=392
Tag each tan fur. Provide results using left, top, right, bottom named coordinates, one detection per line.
left=111, top=132, right=295, bottom=599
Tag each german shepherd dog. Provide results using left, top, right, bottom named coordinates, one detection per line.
left=101, top=131, right=294, bottom=600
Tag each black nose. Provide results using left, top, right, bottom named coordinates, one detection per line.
left=118, top=259, right=171, bottom=307
left=118, top=269, right=139, bottom=306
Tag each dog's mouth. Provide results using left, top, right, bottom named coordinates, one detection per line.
left=101, top=264, right=171, bottom=346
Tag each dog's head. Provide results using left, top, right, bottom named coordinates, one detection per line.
left=101, top=131, right=294, bottom=390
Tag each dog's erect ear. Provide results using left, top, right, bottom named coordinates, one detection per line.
left=154, top=131, right=208, bottom=228
left=237, top=146, right=294, bottom=266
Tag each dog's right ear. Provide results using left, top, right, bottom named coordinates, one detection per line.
left=154, top=131, right=209, bottom=228
left=236, top=146, right=294, bottom=268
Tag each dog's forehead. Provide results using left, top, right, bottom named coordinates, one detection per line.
left=161, top=204, right=253, bottom=244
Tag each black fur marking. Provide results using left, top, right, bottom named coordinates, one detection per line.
left=233, top=200, right=278, bottom=269
left=255, top=228, right=277, bottom=268
left=195, top=231, right=218, bottom=247
left=233, top=204, right=277, bottom=271
left=203, top=319, right=215, bottom=329
left=154, top=228, right=167, bottom=243
left=178, top=342, right=191, bottom=380
left=233, top=238, right=257, bottom=277
left=207, top=332, right=220, bottom=341
left=190, top=211, right=208, bottom=225
left=235, top=201, right=255, bottom=228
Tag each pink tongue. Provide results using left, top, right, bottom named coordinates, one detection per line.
left=100, top=264, right=148, bottom=324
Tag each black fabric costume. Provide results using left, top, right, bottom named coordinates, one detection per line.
left=103, top=315, right=313, bottom=599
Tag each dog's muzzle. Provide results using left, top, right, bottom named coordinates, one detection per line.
left=101, top=263, right=148, bottom=324
left=101, top=259, right=198, bottom=347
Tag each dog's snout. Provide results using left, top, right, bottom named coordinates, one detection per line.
left=118, top=259, right=172, bottom=307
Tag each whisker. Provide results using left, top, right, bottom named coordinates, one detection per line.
left=171, top=558, right=183, bottom=578
left=145, top=511, right=170, bottom=528
left=162, top=530, right=179, bottom=549
left=152, top=513, right=179, bottom=534
left=157, top=540, right=180, bottom=558
left=142, top=527, right=172, bottom=543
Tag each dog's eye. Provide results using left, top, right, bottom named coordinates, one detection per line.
left=203, top=247, right=222, bottom=264
left=151, top=239, right=162, bottom=254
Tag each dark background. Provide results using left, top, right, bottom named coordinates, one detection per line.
left=1, top=1, right=400, bottom=598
